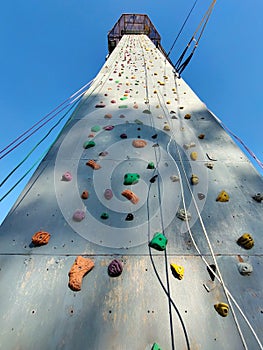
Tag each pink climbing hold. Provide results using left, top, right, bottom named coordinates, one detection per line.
left=62, top=171, right=72, bottom=181
left=104, top=189, right=113, bottom=200
left=111, top=99, right=116, bottom=104
left=73, top=210, right=85, bottom=222
left=103, top=125, right=114, bottom=131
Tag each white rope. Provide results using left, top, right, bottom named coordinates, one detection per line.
left=149, top=64, right=255, bottom=348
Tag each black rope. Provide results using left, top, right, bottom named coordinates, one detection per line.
left=139, top=36, right=191, bottom=350
left=167, top=0, right=198, bottom=58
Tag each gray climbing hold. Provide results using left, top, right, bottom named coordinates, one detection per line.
left=198, top=193, right=205, bottom=200
left=238, top=262, right=253, bottom=276
left=176, top=209, right=191, bottom=221
left=252, top=193, right=263, bottom=202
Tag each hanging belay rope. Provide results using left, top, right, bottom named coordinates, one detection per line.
left=174, top=0, right=217, bottom=75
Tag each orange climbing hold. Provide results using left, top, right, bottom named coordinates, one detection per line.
left=86, top=160, right=101, bottom=170
left=121, top=189, right=139, bottom=204
left=132, top=139, right=147, bottom=148
left=184, top=114, right=191, bottom=119
left=68, top=256, right=94, bottom=291
left=81, top=191, right=89, bottom=199
left=32, top=231, right=51, bottom=246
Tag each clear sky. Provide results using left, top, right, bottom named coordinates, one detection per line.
left=0, top=0, right=262, bottom=224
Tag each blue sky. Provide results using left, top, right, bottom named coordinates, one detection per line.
left=0, top=0, right=262, bottom=224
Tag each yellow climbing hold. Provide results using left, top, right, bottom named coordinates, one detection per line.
left=214, top=303, right=229, bottom=317
left=216, top=190, right=229, bottom=202
left=237, top=233, right=254, bottom=250
left=163, top=124, right=171, bottom=131
left=190, top=152, right=198, bottom=161
left=170, top=263, right=184, bottom=280
left=191, top=174, right=199, bottom=185
left=166, top=100, right=171, bottom=105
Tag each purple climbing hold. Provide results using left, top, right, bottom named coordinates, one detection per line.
left=103, top=125, right=114, bottom=131
left=99, top=151, right=108, bottom=157
left=120, top=133, right=128, bottom=139
left=104, top=189, right=113, bottom=200
left=73, top=209, right=85, bottom=222
left=108, top=259, right=123, bottom=277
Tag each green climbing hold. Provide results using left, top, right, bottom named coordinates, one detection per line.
left=134, top=119, right=143, bottom=125
left=147, top=162, right=155, bottom=169
left=149, top=232, right=167, bottom=251
left=91, top=125, right=101, bottom=132
left=120, top=97, right=128, bottom=100
left=115, top=80, right=119, bottom=83
left=123, top=173, right=140, bottom=185
left=143, top=109, right=151, bottom=114
left=100, top=212, right=109, bottom=220
left=83, top=140, right=95, bottom=149
left=118, top=105, right=128, bottom=109
left=152, top=343, right=162, bottom=350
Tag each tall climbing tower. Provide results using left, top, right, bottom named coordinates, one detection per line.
left=0, top=14, right=262, bottom=350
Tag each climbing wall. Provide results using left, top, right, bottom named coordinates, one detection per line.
left=0, top=34, right=262, bottom=350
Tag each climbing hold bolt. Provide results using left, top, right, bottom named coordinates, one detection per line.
left=121, top=189, right=139, bottom=204
left=252, top=193, right=263, bottom=202
left=216, top=190, right=229, bottom=202
left=176, top=209, right=191, bottom=221
left=238, top=262, right=253, bottom=276
left=147, top=162, right=155, bottom=169
left=190, top=151, right=198, bottom=161
left=237, top=233, right=254, bottom=250
left=32, top=231, right=51, bottom=246
left=108, top=259, right=123, bottom=277
left=100, top=212, right=109, bottom=220
left=123, top=173, right=140, bottom=185
left=83, top=140, right=95, bottom=149
left=149, top=232, right=168, bottom=251
left=170, top=263, right=184, bottom=280
left=214, top=303, right=229, bottom=317
left=62, top=171, right=72, bottom=181
left=191, top=174, right=199, bottom=185
left=68, top=256, right=94, bottom=291
left=81, top=191, right=89, bottom=199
